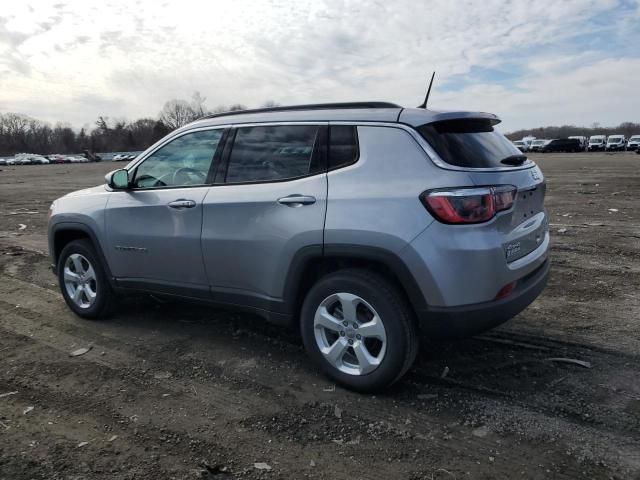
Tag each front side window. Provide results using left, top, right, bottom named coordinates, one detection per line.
left=133, top=129, right=223, bottom=188
left=225, top=125, right=319, bottom=183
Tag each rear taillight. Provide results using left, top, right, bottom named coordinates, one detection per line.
left=420, top=186, right=516, bottom=224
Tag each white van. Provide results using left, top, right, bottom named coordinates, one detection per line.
left=588, top=135, right=607, bottom=152
left=626, top=135, right=640, bottom=151
left=606, top=135, right=626, bottom=151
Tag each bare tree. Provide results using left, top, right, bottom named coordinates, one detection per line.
left=159, top=99, right=197, bottom=129
left=191, top=91, right=207, bottom=118
left=261, top=100, right=281, bottom=108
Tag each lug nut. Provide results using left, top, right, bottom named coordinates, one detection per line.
left=343, top=321, right=348, bottom=327
left=356, top=334, right=361, bottom=340
left=348, top=339, right=354, bottom=345
left=340, top=331, right=345, bottom=336
left=353, top=323, right=358, bottom=329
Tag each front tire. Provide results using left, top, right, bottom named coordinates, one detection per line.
left=300, top=269, right=418, bottom=392
left=57, top=239, right=114, bottom=319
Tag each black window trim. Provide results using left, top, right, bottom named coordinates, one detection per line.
left=217, top=122, right=329, bottom=186
left=125, top=125, right=230, bottom=192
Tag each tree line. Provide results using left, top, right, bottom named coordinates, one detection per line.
left=505, top=122, right=640, bottom=141
left=0, top=93, right=278, bottom=156
left=3, top=93, right=637, bottom=156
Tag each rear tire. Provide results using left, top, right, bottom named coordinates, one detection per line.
left=300, top=269, right=418, bottom=392
left=57, top=239, right=114, bottom=319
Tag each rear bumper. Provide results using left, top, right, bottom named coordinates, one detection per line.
left=417, top=259, right=550, bottom=339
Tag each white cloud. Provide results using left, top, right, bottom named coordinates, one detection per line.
left=0, top=0, right=638, bottom=130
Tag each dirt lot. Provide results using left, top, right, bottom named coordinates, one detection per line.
left=1, top=153, right=639, bottom=479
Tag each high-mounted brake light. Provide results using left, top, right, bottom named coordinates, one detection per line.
left=420, top=186, right=516, bottom=224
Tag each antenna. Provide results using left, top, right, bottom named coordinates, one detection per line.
left=418, top=71, right=436, bottom=109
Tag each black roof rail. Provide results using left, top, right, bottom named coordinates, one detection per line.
left=200, top=102, right=402, bottom=120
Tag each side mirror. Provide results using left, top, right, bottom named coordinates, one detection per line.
left=106, top=169, right=130, bottom=190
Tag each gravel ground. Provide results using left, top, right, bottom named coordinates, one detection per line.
left=0, top=153, right=639, bottom=479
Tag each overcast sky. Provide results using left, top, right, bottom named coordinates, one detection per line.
left=1, top=0, right=639, bottom=132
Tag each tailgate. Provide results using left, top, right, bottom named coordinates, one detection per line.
left=467, top=165, right=548, bottom=263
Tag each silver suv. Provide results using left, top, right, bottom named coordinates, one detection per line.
left=48, top=102, right=550, bottom=391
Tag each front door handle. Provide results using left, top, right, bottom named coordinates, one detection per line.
left=277, top=194, right=316, bottom=207
left=168, top=199, right=196, bottom=209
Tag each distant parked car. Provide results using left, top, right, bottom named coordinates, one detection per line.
left=606, top=135, right=626, bottom=151
left=568, top=136, right=587, bottom=150
left=528, top=139, right=548, bottom=152
left=67, top=156, right=89, bottom=163
left=14, top=154, right=33, bottom=165
left=31, top=155, right=50, bottom=165
left=512, top=140, right=527, bottom=152
left=588, top=135, right=607, bottom=151
left=13, top=153, right=49, bottom=165
left=626, top=135, right=640, bottom=151
left=48, top=154, right=70, bottom=164
left=0, top=159, right=6, bottom=166
left=541, top=138, right=582, bottom=153
left=112, top=154, right=129, bottom=161
left=521, top=137, right=536, bottom=151
left=82, top=150, right=101, bottom=162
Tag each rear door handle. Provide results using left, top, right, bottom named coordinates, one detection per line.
left=277, top=194, right=316, bottom=207
left=168, top=199, right=196, bottom=209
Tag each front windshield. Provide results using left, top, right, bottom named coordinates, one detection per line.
left=591, top=139, right=603, bottom=144
left=609, top=137, right=622, bottom=143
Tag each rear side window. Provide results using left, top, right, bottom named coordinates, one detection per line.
left=225, top=125, right=319, bottom=183
left=417, top=119, right=522, bottom=168
left=329, top=125, right=358, bottom=169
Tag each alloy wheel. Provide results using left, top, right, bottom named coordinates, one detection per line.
left=313, top=292, right=387, bottom=375
left=63, top=253, right=97, bottom=309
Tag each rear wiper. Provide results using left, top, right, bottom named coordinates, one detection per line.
left=500, top=154, right=527, bottom=166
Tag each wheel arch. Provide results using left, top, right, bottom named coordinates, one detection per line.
left=50, top=222, right=114, bottom=286
left=284, top=244, right=428, bottom=322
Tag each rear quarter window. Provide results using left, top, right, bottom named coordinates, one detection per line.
left=417, top=119, right=522, bottom=168
left=328, top=125, right=358, bottom=169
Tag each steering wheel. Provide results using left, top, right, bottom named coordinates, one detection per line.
left=172, top=167, right=207, bottom=185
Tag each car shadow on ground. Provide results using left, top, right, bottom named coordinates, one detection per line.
left=104, top=294, right=595, bottom=401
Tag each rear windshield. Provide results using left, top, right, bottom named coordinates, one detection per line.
left=417, top=119, right=522, bottom=168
